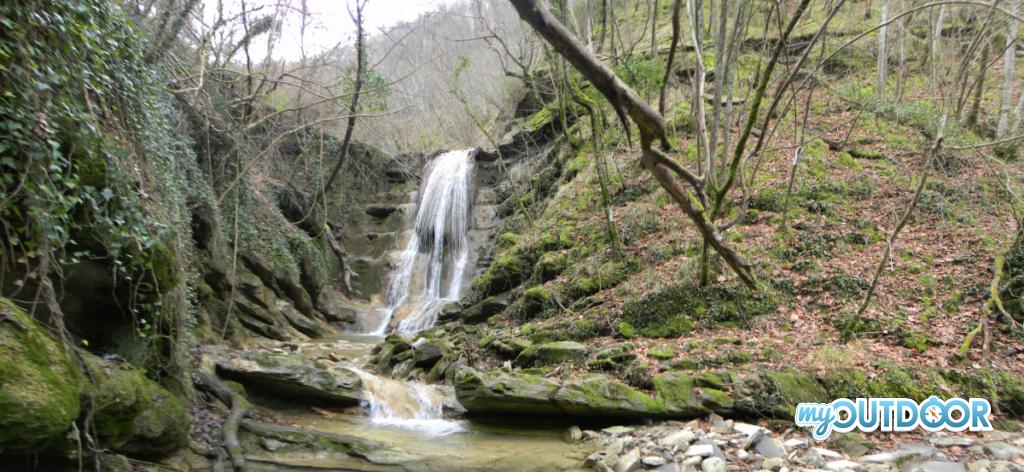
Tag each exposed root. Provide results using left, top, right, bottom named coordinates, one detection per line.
left=194, top=370, right=252, bottom=472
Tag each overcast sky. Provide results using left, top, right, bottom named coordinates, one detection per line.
left=209, top=0, right=460, bottom=60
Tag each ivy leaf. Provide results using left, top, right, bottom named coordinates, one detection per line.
left=100, top=187, right=113, bottom=201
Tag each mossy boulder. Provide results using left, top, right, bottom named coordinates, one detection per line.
left=535, top=252, right=568, bottom=281
left=0, top=299, right=81, bottom=453
left=473, top=252, right=533, bottom=297
left=515, top=341, right=588, bottom=366
left=652, top=372, right=712, bottom=417
left=82, top=357, right=189, bottom=456
left=553, top=374, right=666, bottom=417
left=214, top=349, right=364, bottom=404
left=454, top=368, right=563, bottom=415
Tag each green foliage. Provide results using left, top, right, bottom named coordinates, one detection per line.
left=0, top=0, right=186, bottom=314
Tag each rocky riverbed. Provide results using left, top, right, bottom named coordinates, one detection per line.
left=574, top=415, right=1024, bottom=472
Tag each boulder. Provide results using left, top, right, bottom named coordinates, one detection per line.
left=82, top=357, right=189, bottom=457
left=0, top=299, right=81, bottom=453
left=215, top=350, right=364, bottom=404
left=454, top=368, right=562, bottom=415
left=412, top=339, right=445, bottom=368
left=515, top=341, right=588, bottom=366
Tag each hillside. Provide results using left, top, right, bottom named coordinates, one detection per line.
left=1, top=0, right=1024, bottom=471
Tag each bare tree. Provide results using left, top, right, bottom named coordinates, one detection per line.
left=998, top=0, right=1020, bottom=137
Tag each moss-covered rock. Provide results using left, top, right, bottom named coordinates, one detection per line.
left=536, top=253, right=567, bottom=282
left=0, top=299, right=81, bottom=454
left=473, top=252, right=533, bottom=297
left=82, top=357, right=189, bottom=456
left=652, top=372, right=711, bottom=417
left=553, top=375, right=666, bottom=417
left=214, top=349, right=364, bottom=404
left=515, top=341, right=588, bottom=366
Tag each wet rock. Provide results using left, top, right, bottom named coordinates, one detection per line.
left=565, top=426, right=584, bottom=443
left=617, top=448, right=641, bottom=472
left=460, top=295, right=510, bottom=324
left=516, top=340, right=589, bottom=366
left=700, top=457, right=726, bottom=472
left=412, top=339, right=445, bottom=368
left=215, top=350, right=364, bottom=404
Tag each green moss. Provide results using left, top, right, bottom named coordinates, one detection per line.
left=0, top=299, right=81, bottom=453
left=617, top=321, right=637, bottom=339
left=82, top=356, right=188, bottom=455
left=535, top=252, right=568, bottom=281
left=648, top=349, right=676, bottom=360
left=473, top=251, right=533, bottom=296
left=565, top=261, right=628, bottom=301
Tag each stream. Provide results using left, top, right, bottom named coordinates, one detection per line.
left=243, top=150, right=588, bottom=471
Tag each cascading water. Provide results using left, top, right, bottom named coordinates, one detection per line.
left=351, top=367, right=464, bottom=436
left=370, top=149, right=474, bottom=334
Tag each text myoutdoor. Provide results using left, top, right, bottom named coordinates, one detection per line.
left=795, top=397, right=992, bottom=440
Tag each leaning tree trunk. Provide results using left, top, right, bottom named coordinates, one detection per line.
left=509, top=0, right=763, bottom=287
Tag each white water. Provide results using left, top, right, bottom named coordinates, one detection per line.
left=370, top=149, right=474, bottom=334
left=351, top=366, right=464, bottom=436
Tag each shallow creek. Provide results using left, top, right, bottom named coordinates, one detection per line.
left=246, top=334, right=588, bottom=471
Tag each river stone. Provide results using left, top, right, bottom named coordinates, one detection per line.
left=215, top=350, right=364, bottom=404
left=701, top=457, right=726, bottom=472
left=824, top=460, right=864, bottom=471
left=658, top=430, right=696, bottom=449
left=986, top=442, right=1024, bottom=459
left=684, top=444, right=715, bottom=458
left=515, top=341, right=588, bottom=366
left=907, top=462, right=967, bottom=472
left=643, top=456, right=668, bottom=467
left=412, top=339, right=444, bottom=368
left=756, top=436, right=787, bottom=459
left=931, top=437, right=973, bottom=448
left=763, top=457, right=787, bottom=471
left=564, top=426, right=583, bottom=443
left=616, top=448, right=641, bottom=472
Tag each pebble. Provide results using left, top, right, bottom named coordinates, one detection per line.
left=700, top=457, right=726, bottom=472
left=642, top=456, right=668, bottom=467
left=764, top=457, right=787, bottom=471
left=684, top=444, right=714, bottom=458
left=824, top=459, right=864, bottom=471
left=659, top=430, right=696, bottom=449
left=784, top=438, right=810, bottom=449
left=906, top=461, right=967, bottom=472
left=604, top=426, right=637, bottom=435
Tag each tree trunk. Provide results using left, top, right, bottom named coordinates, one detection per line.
left=877, top=0, right=889, bottom=97
left=659, top=0, right=683, bottom=115
left=320, top=1, right=366, bottom=196
left=998, top=0, right=1019, bottom=137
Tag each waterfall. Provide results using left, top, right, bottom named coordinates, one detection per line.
left=370, top=149, right=474, bottom=334
left=352, top=367, right=464, bottom=436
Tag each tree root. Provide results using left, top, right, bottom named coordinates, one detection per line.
left=194, top=370, right=252, bottom=472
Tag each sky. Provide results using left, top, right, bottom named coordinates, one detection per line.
left=208, top=0, right=460, bottom=61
